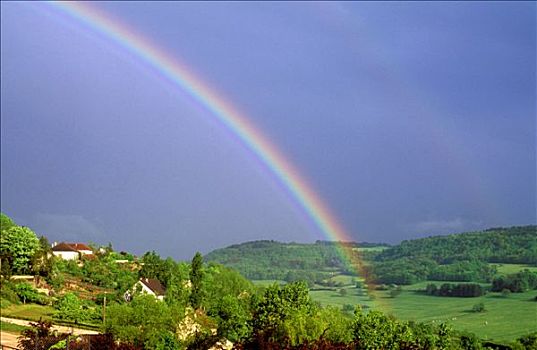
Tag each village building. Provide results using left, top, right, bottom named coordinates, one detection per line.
left=124, top=277, right=166, bottom=301
left=68, top=243, right=93, bottom=256
left=51, top=242, right=94, bottom=260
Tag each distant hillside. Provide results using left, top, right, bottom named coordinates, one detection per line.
left=369, top=225, right=537, bottom=284
left=376, top=225, right=537, bottom=264
left=204, top=240, right=388, bottom=284
left=205, top=226, right=536, bottom=286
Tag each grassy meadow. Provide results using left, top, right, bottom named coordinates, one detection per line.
left=1, top=303, right=55, bottom=321
left=374, top=289, right=536, bottom=342
left=492, top=263, right=537, bottom=275
left=310, top=286, right=374, bottom=310
left=251, top=263, right=537, bottom=342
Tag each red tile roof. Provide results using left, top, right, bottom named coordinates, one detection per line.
left=51, top=242, right=92, bottom=252
left=70, top=243, right=92, bottom=251
left=51, top=242, right=78, bottom=252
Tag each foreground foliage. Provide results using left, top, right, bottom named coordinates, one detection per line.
left=3, top=213, right=536, bottom=349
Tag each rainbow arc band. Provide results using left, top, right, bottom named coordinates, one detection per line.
left=49, top=1, right=369, bottom=287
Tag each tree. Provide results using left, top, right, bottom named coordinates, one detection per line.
left=209, top=294, right=252, bottom=342
left=31, top=236, right=54, bottom=280
left=105, top=294, right=174, bottom=346
left=0, top=213, right=16, bottom=232
left=54, top=293, right=97, bottom=323
left=251, top=281, right=319, bottom=346
left=139, top=251, right=164, bottom=280
left=144, top=331, right=181, bottom=350
left=14, top=282, right=46, bottom=304
left=0, top=226, right=40, bottom=274
left=190, top=252, right=204, bottom=309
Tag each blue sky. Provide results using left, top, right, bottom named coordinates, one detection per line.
left=1, top=2, right=535, bottom=260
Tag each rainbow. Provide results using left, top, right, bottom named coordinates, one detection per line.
left=45, top=1, right=366, bottom=277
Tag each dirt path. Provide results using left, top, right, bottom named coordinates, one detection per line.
left=0, top=331, right=20, bottom=349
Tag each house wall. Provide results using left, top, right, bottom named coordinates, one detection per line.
left=52, top=251, right=79, bottom=260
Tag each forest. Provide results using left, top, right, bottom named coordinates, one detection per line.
left=1, top=213, right=536, bottom=349
left=205, top=226, right=536, bottom=287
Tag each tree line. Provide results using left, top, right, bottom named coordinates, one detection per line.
left=424, top=283, right=485, bottom=297
left=368, top=226, right=535, bottom=285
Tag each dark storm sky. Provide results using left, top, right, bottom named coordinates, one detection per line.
left=1, top=2, right=535, bottom=260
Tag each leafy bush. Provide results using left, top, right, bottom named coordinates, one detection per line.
left=14, top=282, right=49, bottom=305
left=18, top=319, right=68, bottom=350
left=471, top=302, right=485, bottom=313
left=491, top=270, right=537, bottom=293
left=54, top=293, right=100, bottom=323
left=515, top=332, right=537, bottom=349
left=0, top=298, right=12, bottom=308
left=0, top=280, right=20, bottom=304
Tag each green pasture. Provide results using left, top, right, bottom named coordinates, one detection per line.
left=249, top=268, right=537, bottom=342
left=1, top=303, right=55, bottom=322
left=352, top=246, right=388, bottom=252
left=326, top=274, right=357, bottom=286
left=372, top=289, right=537, bottom=342
left=310, top=286, right=374, bottom=310
left=491, top=263, right=537, bottom=275
left=251, top=280, right=286, bottom=287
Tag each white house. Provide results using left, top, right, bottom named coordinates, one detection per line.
left=51, top=242, right=80, bottom=260
left=51, top=242, right=94, bottom=260
left=68, top=243, right=93, bottom=256
left=124, top=278, right=166, bottom=301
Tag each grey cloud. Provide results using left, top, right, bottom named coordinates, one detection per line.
left=32, top=213, right=106, bottom=243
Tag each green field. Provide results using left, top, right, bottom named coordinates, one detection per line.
left=372, top=289, right=537, bottom=342
left=325, top=274, right=357, bottom=285
left=310, top=286, right=374, bottom=310
left=252, top=265, right=537, bottom=342
left=251, top=279, right=286, bottom=287
left=492, top=263, right=537, bottom=275
left=1, top=303, right=55, bottom=321
left=307, top=277, right=537, bottom=342
left=353, top=246, right=389, bottom=252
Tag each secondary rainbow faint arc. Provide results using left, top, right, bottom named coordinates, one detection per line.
left=49, top=1, right=363, bottom=271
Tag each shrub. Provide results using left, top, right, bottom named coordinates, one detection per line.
left=342, top=304, right=355, bottom=313
left=516, top=332, right=537, bottom=349
left=501, top=288, right=511, bottom=297
left=389, top=288, right=402, bottom=298
left=14, top=282, right=48, bottom=305
left=1, top=298, right=12, bottom=308
left=0, top=280, right=20, bottom=304
left=472, top=302, right=485, bottom=313
left=18, top=319, right=68, bottom=350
